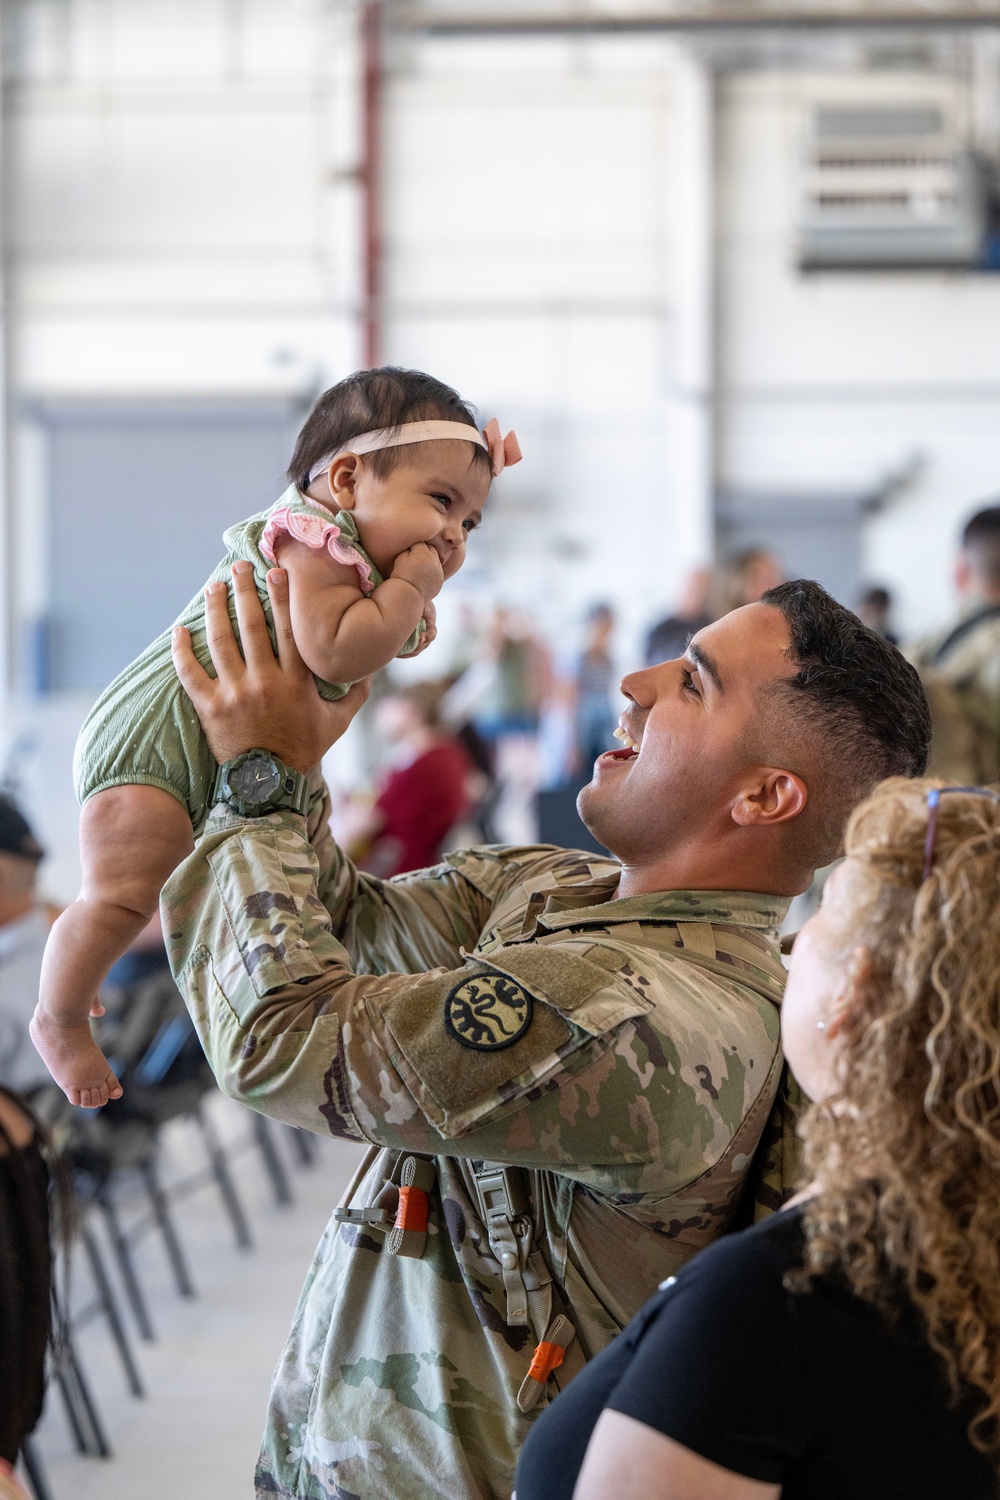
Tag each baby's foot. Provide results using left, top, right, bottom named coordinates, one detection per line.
left=29, top=1007, right=123, bottom=1108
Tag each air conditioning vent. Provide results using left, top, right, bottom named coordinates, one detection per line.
left=799, top=103, right=988, bottom=268
left=814, top=105, right=945, bottom=139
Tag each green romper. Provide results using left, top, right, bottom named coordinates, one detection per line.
left=74, top=486, right=422, bottom=835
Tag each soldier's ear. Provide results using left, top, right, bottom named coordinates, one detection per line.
left=730, top=769, right=807, bottom=829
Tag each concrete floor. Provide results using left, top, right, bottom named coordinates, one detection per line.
left=28, top=1095, right=367, bottom=1500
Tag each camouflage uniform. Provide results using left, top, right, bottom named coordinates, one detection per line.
left=163, top=795, right=793, bottom=1500
left=909, top=604, right=1000, bottom=784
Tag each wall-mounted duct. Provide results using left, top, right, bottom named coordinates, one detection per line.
left=798, top=102, right=991, bottom=268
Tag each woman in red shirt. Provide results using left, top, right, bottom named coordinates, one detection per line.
left=363, top=682, right=477, bottom=877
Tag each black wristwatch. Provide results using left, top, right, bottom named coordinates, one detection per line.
left=212, top=749, right=310, bottom=819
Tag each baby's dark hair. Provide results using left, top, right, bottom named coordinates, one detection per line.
left=288, top=366, right=490, bottom=490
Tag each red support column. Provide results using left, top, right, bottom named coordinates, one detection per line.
left=360, top=1, right=383, bottom=370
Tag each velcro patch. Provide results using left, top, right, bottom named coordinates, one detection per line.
left=371, top=964, right=574, bottom=1133
left=493, top=942, right=655, bottom=1035
left=445, top=972, right=534, bottom=1051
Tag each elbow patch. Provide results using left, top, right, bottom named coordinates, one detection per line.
left=369, top=942, right=653, bottom=1138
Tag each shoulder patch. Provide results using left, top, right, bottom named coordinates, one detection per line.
left=445, top=972, right=534, bottom=1051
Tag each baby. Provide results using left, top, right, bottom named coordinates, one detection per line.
left=32, top=366, right=520, bottom=1107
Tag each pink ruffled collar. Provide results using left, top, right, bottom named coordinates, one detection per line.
left=260, top=505, right=374, bottom=595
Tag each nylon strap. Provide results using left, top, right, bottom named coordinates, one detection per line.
left=335, top=1152, right=436, bottom=1258
left=517, top=1314, right=577, bottom=1413
left=472, top=1161, right=536, bottom=1326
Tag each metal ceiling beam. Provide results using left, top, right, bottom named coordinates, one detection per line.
left=395, top=7, right=1000, bottom=35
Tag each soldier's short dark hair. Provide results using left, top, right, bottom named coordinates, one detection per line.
left=759, top=580, right=931, bottom=863
left=961, top=505, right=1000, bottom=587
left=288, top=367, right=491, bottom=491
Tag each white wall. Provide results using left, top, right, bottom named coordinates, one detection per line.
left=715, top=66, right=1000, bottom=636
left=378, top=34, right=715, bottom=656
left=5, top=0, right=359, bottom=398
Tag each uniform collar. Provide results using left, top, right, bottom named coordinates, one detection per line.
left=537, top=883, right=790, bottom=933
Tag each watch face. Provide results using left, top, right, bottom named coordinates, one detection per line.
left=229, top=755, right=282, bottom=803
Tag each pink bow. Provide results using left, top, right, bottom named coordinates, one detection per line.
left=482, top=418, right=523, bottom=478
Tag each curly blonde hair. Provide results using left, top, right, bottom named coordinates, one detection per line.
left=798, top=776, right=1000, bottom=1460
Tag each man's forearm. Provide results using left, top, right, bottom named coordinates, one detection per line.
left=295, top=768, right=493, bottom=975
left=162, top=808, right=370, bottom=1136
left=173, top=803, right=491, bottom=982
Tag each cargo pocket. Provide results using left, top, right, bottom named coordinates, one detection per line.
left=207, top=829, right=324, bottom=997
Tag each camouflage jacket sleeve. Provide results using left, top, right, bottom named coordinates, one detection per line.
left=163, top=810, right=776, bottom=1196
left=302, top=769, right=493, bottom=973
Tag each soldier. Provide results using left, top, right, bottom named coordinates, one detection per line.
left=164, top=564, right=930, bottom=1500
left=909, top=505, right=1000, bottom=784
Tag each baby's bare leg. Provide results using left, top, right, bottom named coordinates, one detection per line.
left=33, top=786, right=194, bottom=1107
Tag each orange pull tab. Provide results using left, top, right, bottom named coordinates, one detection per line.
left=527, top=1340, right=565, bottom=1384
left=395, top=1186, right=429, bottom=1234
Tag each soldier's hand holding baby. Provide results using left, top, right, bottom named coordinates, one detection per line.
left=172, top=564, right=370, bottom=773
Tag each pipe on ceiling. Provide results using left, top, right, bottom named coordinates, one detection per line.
left=395, top=7, right=1000, bottom=35
left=361, top=0, right=383, bottom=370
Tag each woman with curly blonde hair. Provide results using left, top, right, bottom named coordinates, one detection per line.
left=517, top=777, right=1000, bottom=1500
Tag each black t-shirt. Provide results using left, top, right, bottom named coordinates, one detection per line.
left=516, top=1207, right=997, bottom=1500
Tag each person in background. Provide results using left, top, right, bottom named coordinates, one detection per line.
left=909, top=505, right=1000, bottom=784
left=713, top=547, right=784, bottom=618
left=0, top=1087, right=54, bottom=1500
left=855, top=584, right=898, bottom=644
left=472, top=606, right=552, bottom=844
left=517, top=779, right=1000, bottom=1500
left=350, top=682, right=476, bottom=878
left=571, top=604, right=618, bottom=773
left=0, top=802, right=55, bottom=1096
left=644, top=566, right=713, bottom=666
left=473, top=605, right=551, bottom=745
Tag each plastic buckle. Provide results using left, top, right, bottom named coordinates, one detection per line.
left=333, top=1206, right=393, bottom=1231
left=474, top=1163, right=529, bottom=1226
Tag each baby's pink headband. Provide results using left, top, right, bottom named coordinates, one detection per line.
left=307, top=418, right=522, bottom=484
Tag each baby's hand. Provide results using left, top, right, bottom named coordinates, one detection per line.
left=391, top=543, right=445, bottom=603
left=29, top=1005, right=123, bottom=1108
left=407, top=600, right=438, bottom=659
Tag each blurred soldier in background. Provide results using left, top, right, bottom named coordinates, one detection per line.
left=855, top=584, right=898, bottom=645
left=643, top=566, right=713, bottom=666
left=0, top=802, right=53, bottom=1096
left=712, top=547, right=784, bottom=618
left=909, top=505, right=1000, bottom=784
